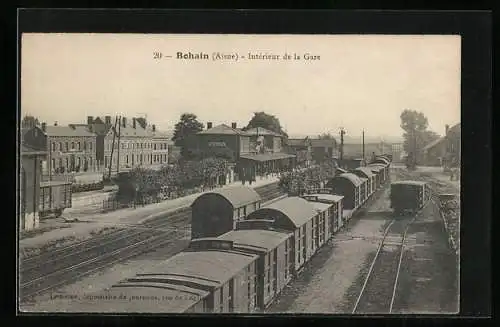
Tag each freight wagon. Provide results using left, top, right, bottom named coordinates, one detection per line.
left=38, top=181, right=72, bottom=218
left=390, top=180, right=430, bottom=215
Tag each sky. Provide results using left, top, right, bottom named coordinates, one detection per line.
left=21, top=34, right=461, bottom=140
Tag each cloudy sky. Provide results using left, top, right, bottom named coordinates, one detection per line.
left=21, top=33, right=460, bottom=140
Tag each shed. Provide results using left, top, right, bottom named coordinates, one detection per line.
left=191, top=185, right=262, bottom=239
left=246, top=196, right=317, bottom=229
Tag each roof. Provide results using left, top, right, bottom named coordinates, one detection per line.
left=217, top=229, right=292, bottom=252
left=145, top=250, right=258, bottom=287
left=239, top=153, right=296, bottom=162
left=42, top=125, right=96, bottom=137
left=192, top=185, right=261, bottom=208
left=253, top=196, right=317, bottom=228
left=392, top=180, right=428, bottom=186
left=354, top=167, right=375, bottom=178
left=448, top=123, right=461, bottom=134
left=423, top=137, right=446, bottom=151
left=366, top=165, right=384, bottom=172
left=21, top=144, right=47, bottom=156
left=287, top=138, right=309, bottom=147
left=244, top=127, right=282, bottom=137
left=305, top=193, right=344, bottom=202
left=334, top=173, right=363, bottom=187
left=40, top=180, right=72, bottom=187
left=198, top=124, right=249, bottom=136
left=310, top=139, right=337, bottom=147
left=371, top=157, right=391, bottom=165
left=310, top=201, right=332, bottom=212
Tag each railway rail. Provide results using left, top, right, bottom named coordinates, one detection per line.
left=351, top=216, right=415, bottom=314
left=19, top=182, right=283, bottom=302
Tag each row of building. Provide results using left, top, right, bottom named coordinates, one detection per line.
left=21, top=116, right=172, bottom=177
left=421, top=123, right=461, bottom=167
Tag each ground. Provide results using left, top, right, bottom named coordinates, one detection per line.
left=267, top=166, right=459, bottom=314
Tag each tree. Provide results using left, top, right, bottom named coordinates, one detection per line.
left=318, top=133, right=335, bottom=140
left=171, top=113, right=204, bottom=158
left=400, top=109, right=440, bottom=163
left=21, top=115, right=40, bottom=128
left=244, top=112, right=288, bottom=138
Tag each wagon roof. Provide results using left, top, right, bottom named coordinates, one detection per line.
left=366, top=164, right=386, bottom=171
left=217, top=229, right=292, bottom=252
left=144, top=250, right=258, bottom=288
left=304, top=193, right=344, bottom=202
left=310, top=201, right=332, bottom=212
left=192, top=185, right=261, bottom=208
left=333, top=173, right=363, bottom=187
left=354, top=167, right=375, bottom=178
left=371, top=157, right=391, bottom=165
left=254, top=196, right=317, bottom=228
left=392, top=180, right=428, bottom=186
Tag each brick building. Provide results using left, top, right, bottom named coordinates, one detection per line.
left=194, top=123, right=295, bottom=181
left=88, top=116, right=171, bottom=175
left=23, top=122, right=97, bottom=175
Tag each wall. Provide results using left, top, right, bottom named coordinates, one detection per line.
left=197, top=134, right=240, bottom=160
left=20, top=154, right=43, bottom=230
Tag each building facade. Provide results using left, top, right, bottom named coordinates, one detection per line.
left=286, top=138, right=312, bottom=168
left=23, top=122, right=98, bottom=176
left=310, top=139, right=337, bottom=164
left=19, top=143, right=46, bottom=231
left=194, top=123, right=296, bottom=182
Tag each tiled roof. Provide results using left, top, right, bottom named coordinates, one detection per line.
left=192, top=185, right=261, bottom=208
left=198, top=124, right=250, bottom=136
left=217, top=229, right=292, bottom=252
left=43, top=125, right=95, bottom=137
left=249, top=196, right=317, bottom=228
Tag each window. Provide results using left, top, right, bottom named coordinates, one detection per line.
left=52, top=142, right=56, bottom=151
left=219, top=287, right=224, bottom=312
left=154, top=143, right=157, bottom=150
left=89, top=142, right=92, bottom=150
left=83, top=142, right=87, bottom=150
left=65, top=157, right=69, bottom=168
left=71, top=142, right=75, bottom=150
left=77, top=142, right=81, bottom=151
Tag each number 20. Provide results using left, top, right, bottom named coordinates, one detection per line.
left=153, top=52, right=162, bottom=59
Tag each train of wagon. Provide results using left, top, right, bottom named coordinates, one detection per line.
left=71, top=155, right=416, bottom=313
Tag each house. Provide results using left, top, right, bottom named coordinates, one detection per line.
left=422, top=123, right=460, bottom=168
left=422, top=137, right=447, bottom=166
left=23, top=122, right=97, bottom=176
left=310, top=138, right=337, bottom=164
left=286, top=138, right=312, bottom=168
left=194, top=122, right=296, bottom=182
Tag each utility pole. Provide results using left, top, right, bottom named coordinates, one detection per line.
left=362, top=129, right=365, bottom=161
left=339, top=127, right=346, bottom=161
left=116, top=115, right=121, bottom=175
left=108, top=116, right=119, bottom=179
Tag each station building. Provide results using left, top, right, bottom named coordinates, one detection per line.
left=194, top=122, right=296, bottom=182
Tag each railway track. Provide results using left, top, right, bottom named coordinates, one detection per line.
left=19, top=182, right=283, bottom=301
left=351, top=215, right=416, bottom=314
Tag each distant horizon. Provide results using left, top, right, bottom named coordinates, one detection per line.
left=22, top=34, right=460, bottom=137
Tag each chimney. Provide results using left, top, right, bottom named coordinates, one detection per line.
left=132, top=118, right=136, bottom=129
left=105, top=115, right=111, bottom=125
left=122, top=117, right=127, bottom=127
left=41, top=122, right=46, bottom=132
left=152, top=124, right=156, bottom=132
left=231, top=122, right=237, bottom=129
left=445, top=124, right=450, bottom=136
left=87, top=116, right=93, bottom=125
left=207, top=122, right=213, bottom=130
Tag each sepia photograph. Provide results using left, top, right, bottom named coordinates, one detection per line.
left=18, top=33, right=461, bottom=314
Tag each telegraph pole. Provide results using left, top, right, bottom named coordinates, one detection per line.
left=339, top=127, right=346, bottom=161
left=362, top=129, right=365, bottom=161
left=108, top=116, right=119, bottom=179
left=116, top=115, right=121, bottom=174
